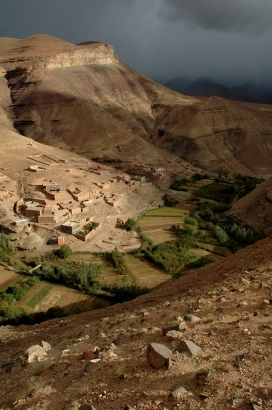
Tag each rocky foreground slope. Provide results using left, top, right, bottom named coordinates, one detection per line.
left=1, top=35, right=272, bottom=175
left=1, top=237, right=272, bottom=410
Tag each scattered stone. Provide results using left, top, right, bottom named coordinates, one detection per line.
left=195, top=370, right=215, bottom=385
left=184, top=314, right=201, bottom=323
left=241, top=277, right=250, bottom=285
left=228, top=397, right=240, bottom=406
left=176, top=340, right=201, bottom=356
left=166, top=330, right=184, bottom=340
left=147, top=343, right=172, bottom=369
left=24, top=345, right=47, bottom=363
left=119, top=372, right=130, bottom=380
left=141, top=310, right=149, bottom=318
left=236, top=354, right=246, bottom=361
left=82, top=350, right=95, bottom=360
left=111, top=339, right=121, bottom=346
left=90, top=359, right=101, bottom=364
left=260, top=281, right=268, bottom=288
left=199, top=393, right=209, bottom=400
left=238, top=301, right=248, bottom=306
left=246, top=402, right=261, bottom=410
left=169, top=386, right=187, bottom=401
left=142, top=391, right=148, bottom=397
left=162, top=322, right=186, bottom=335
left=98, top=349, right=118, bottom=361
left=77, top=405, right=96, bottom=410
left=41, top=340, right=51, bottom=351
left=123, top=406, right=135, bottom=410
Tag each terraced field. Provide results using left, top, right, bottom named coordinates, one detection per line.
left=124, top=255, right=170, bottom=287
left=0, top=270, right=106, bottom=316
left=138, top=206, right=189, bottom=231
left=33, top=284, right=104, bottom=314
left=0, top=267, right=18, bottom=290
left=142, top=229, right=176, bottom=245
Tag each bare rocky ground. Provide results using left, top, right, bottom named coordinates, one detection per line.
left=1, top=237, right=272, bottom=410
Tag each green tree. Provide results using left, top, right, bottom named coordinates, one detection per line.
left=184, top=217, right=198, bottom=236
left=163, top=194, right=177, bottom=207
left=54, top=244, right=72, bottom=259
left=214, top=225, right=229, bottom=244
left=124, top=218, right=137, bottom=231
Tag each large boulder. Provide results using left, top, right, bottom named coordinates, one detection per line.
left=147, top=342, right=172, bottom=369
left=24, top=340, right=52, bottom=363
left=24, top=345, right=47, bottom=363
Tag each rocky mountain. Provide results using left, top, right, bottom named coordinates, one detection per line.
left=1, top=34, right=272, bottom=175
left=0, top=34, right=194, bottom=165
left=164, top=76, right=272, bottom=105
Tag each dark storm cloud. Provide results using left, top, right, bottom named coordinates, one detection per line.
left=158, top=0, right=272, bottom=35
left=0, top=1, right=271, bottom=85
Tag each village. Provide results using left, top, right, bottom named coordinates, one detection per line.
left=0, top=145, right=166, bottom=252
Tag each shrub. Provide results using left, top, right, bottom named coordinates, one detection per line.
left=163, top=194, right=177, bottom=207
left=214, top=225, right=229, bottom=244
left=184, top=217, right=199, bottom=236
left=124, top=218, right=137, bottom=231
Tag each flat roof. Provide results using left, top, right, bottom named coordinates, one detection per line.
left=62, top=221, right=80, bottom=227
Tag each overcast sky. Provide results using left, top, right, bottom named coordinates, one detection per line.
left=0, top=0, right=271, bottom=85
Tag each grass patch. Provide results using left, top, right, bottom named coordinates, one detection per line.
left=27, top=283, right=55, bottom=308
left=141, top=206, right=187, bottom=217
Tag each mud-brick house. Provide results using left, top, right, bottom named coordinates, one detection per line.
left=71, top=190, right=91, bottom=202
left=152, top=167, right=167, bottom=179
left=25, top=207, right=43, bottom=220
left=61, top=221, right=81, bottom=235
left=14, top=219, right=29, bottom=227
left=42, top=183, right=60, bottom=193
left=38, top=214, right=57, bottom=224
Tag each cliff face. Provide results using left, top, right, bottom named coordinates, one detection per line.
left=1, top=34, right=272, bottom=174
left=151, top=97, right=272, bottom=175
left=0, top=35, right=116, bottom=67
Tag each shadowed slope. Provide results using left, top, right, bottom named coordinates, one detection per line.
left=1, top=35, right=272, bottom=174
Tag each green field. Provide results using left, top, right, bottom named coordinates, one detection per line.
left=136, top=206, right=231, bottom=273
left=138, top=207, right=189, bottom=232
left=140, top=206, right=189, bottom=217
left=67, top=252, right=171, bottom=288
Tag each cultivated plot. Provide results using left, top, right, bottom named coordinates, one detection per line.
left=123, top=254, right=171, bottom=288
left=0, top=267, right=18, bottom=291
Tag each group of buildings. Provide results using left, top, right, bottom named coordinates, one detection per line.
left=13, top=160, right=167, bottom=243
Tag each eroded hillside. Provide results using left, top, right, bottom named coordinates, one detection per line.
left=0, top=35, right=272, bottom=175
left=227, top=178, right=272, bottom=235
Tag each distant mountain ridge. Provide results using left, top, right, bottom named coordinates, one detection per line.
left=164, top=76, right=272, bottom=104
